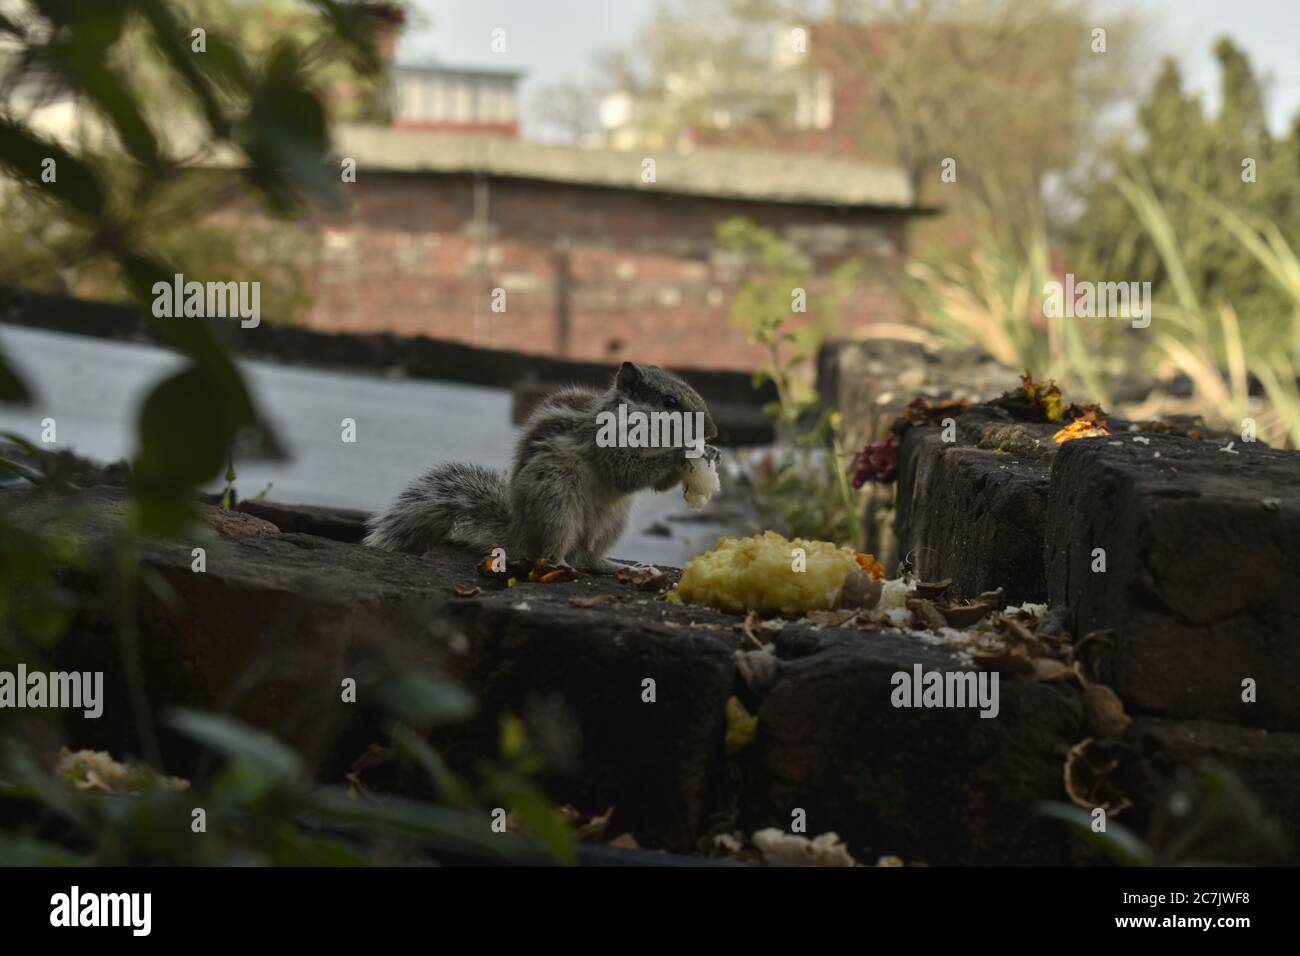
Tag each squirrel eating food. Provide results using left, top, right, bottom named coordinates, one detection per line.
left=364, top=361, right=719, bottom=573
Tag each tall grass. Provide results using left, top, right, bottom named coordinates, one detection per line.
left=906, top=183, right=1300, bottom=449
left=1119, top=172, right=1300, bottom=448
left=906, top=210, right=1110, bottom=403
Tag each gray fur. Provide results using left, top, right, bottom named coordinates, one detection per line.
left=364, top=362, right=717, bottom=572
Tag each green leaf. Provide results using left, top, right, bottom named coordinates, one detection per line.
left=135, top=367, right=236, bottom=488
left=305, top=787, right=513, bottom=860
left=134, top=0, right=228, bottom=137
left=0, top=118, right=107, bottom=219
left=166, top=709, right=303, bottom=781
left=1036, top=801, right=1154, bottom=866
left=305, top=0, right=384, bottom=73
left=196, top=33, right=254, bottom=94
left=0, top=833, right=87, bottom=867
left=375, top=673, right=476, bottom=728
left=389, top=723, right=472, bottom=808
left=500, top=783, right=576, bottom=865
left=272, top=832, right=371, bottom=866
left=45, top=43, right=160, bottom=167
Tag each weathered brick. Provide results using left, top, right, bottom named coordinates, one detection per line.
left=1047, top=434, right=1300, bottom=730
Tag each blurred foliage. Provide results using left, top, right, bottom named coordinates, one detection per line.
left=0, top=0, right=573, bottom=867
left=720, top=216, right=863, bottom=547
left=907, top=205, right=1110, bottom=404
left=0, top=702, right=574, bottom=866
left=597, top=0, right=1138, bottom=254
left=1038, top=763, right=1291, bottom=866
left=909, top=37, right=1300, bottom=447
left=0, top=0, right=395, bottom=319
left=1066, top=40, right=1300, bottom=350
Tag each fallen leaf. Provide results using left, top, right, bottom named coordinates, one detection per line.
left=973, top=643, right=1036, bottom=675
left=1020, top=369, right=1065, bottom=422
left=841, top=568, right=882, bottom=610
left=1032, top=657, right=1075, bottom=682
left=608, top=833, right=639, bottom=850
left=1083, top=683, right=1131, bottom=738
left=453, top=585, right=481, bottom=598
left=905, top=597, right=949, bottom=631
left=1064, top=737, right=1132, bottom=815
left=913, top=577, right=953, bottom=600
left=555, top=804, right=616, bottom=842
left=568, top=593, right=615, bottom=608
left=617, top=566, right=669, bottom=591
left=805, top=609, right=859, bottom=627
left=999, top=615, right=1039, bottom=648
left=537, top=567, right=578, bottom=583
left=936, top=602, right=992, bottom=628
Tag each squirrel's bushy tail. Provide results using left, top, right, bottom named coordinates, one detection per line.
left=364, top=462, right=510, bottom=554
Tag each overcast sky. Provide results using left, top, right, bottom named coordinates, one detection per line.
left=399, top=0, right=1300, bottom=140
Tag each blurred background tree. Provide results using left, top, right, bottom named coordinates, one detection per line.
left=1066, top=39, right=1300, bottom=354
left=0, top=0, right=410, bottom=322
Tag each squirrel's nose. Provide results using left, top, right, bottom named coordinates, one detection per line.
left=704, top=414, right=718, bottom=440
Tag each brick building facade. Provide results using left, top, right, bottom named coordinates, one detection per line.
left=285, top=127, right=929, bottom=371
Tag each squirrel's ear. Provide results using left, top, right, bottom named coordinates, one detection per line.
left=616, top=361, right=641, bottom=392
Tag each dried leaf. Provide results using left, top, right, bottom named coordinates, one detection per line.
left=1064, top=738, right=1132, bottom=814
left=608, top=833, right=639, bottom=850
left=1032, top=657, right=1075, bottom=682
left=568, top=593, right=615, bottom=608
left=973, top=643, right=1036, bottom=675
left=537, top=567, right=578, bottom=583
left=805, top=609, right=859, bottom=627
left=1020, top=369, right=1065, bottom=422
left=913, top=577, right=953, bottom=600
left=841, top=568, right=883, bottom=610
left=617, top=566, right=669, bottom=591
left=1083, top=683, right=1131, bottom=738
left=905, top=597, right=949, bottom=631
left=936, top=602, right=992, bottom=628
left=999, top=615, right=1039, bottom=648
left=453, top=585, right=481, bottom=598
left=554, top=804, right=615, bottom=842
left=903, top=395, right=969, bottom=426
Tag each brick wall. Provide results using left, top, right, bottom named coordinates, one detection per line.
left=288, top=172, right=914, bottom=371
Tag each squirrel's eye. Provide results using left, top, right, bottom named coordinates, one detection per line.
left=663, top=395, right=679, bottom=409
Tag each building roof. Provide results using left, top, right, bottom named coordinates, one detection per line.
left=333, top=124, right=921, bottom=211
left=393, top=63, right=525, bottom=80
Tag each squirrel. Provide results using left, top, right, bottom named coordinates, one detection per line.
left=364, top=361, right=719, bottom=573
